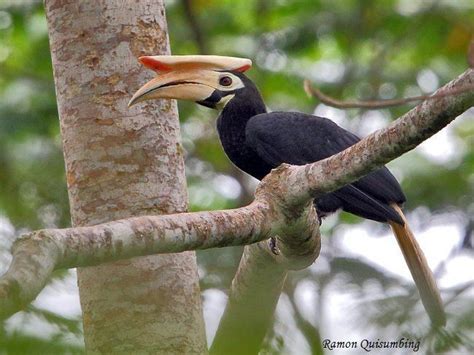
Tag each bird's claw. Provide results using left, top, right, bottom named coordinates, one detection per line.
left=269, top=237, right=280, bottom=255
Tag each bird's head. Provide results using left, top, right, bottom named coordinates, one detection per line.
left=128, top=55, right=253, bottom=110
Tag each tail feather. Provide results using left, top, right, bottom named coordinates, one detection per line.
left=389, top=204, right=446, bottom=326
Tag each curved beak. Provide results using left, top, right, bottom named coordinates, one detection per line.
left=128, top=69, right=220, bottom=107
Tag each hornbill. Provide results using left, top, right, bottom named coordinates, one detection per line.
left=129, top=55, right=445, bottom=326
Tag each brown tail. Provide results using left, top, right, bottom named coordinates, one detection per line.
left=389, top=203, right=446, bottom=326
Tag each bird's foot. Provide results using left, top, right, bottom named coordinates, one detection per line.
left=269, top=237, right=280, bottom=255
left=315, top=208, right=324, bottom=226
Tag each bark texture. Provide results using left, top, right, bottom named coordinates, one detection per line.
left=44, top=1, right=206, bottom=353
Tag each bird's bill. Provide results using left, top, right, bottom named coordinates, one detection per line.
left=128, top=55, right=251, bottom=107
left=128, top=69, right=220, bottom=106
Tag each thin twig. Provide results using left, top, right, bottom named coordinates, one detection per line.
left=286, top=287, right=324, bottom=355
left=444, top=282, right=474, bottom=307
left=181, top=0, right=208, bottom=54
left=304, top=80, right=474, bottom=109
left=468, top=36, right=474, bottom=69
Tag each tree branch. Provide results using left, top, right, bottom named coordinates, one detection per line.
left=211, top=200, right=321, bottom=354
left=210, top=245, right=288, bottom=355
left=285, top=68, right=474, bottom=205
left=181, top=0, right=209, bottom=54
left=0, top=202, right=271, bottom=319
left=468, top=36, right=474, bottom=69
left=0, top=69, right=473, bottom=321
left=304, top=80, right=474, bottom=109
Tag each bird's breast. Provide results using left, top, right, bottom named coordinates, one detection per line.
left=218, top=134, right=270, bottom=180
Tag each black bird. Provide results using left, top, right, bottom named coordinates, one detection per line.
left=129, top=55, right=445, bottom=325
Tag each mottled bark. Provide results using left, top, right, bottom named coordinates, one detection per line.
left=0, top=194, right=320, bottom=321
left=43, top=0, right=206, bottom=353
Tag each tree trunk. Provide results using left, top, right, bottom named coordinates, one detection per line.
left=44, top=1, right=207, bottom=353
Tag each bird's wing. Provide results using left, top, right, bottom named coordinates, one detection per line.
left=246, top=111, right=406, bottom=207
left=246, top=112, right=358, bottom=166
left=332, top=185, right=404, bottom=223
left=247, top=112, right=444, bottom=324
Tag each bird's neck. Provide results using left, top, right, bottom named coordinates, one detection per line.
left=217, top=94, right=266, bottom=138
left=216, top=92, right=268, bottom=178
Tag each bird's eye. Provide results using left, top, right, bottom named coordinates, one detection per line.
left=219, top=76, right=233, bottom=87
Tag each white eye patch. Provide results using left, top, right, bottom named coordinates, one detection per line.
left=217, top=73, right=245, bottom=91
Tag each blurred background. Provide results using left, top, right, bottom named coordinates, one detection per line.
left=0, top=0, right=473, bottom=353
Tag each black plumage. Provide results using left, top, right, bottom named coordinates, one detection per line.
left=216, top=72, right=406, bottom=224
left=129, top=57, right=445, bottom=324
